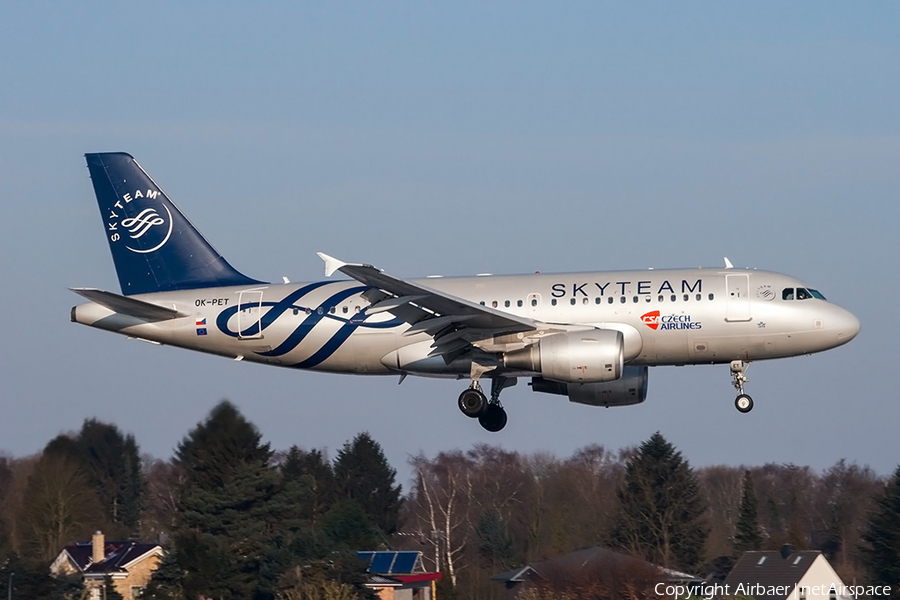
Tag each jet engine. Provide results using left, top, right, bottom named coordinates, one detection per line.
left=531, top=365, right=649, bottom=407
left=503, top=329, right=623, bottom=384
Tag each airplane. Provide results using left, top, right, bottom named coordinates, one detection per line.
left=71, top=152, right=861, bottom=432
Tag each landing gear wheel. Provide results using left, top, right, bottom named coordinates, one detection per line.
left=735, top=394, right=754, bottom=413
left=458, top=388, right=488, bottom=418
left=478, top=404, right=508, bottom=432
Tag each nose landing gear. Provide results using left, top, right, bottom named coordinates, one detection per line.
left=730, top=360, right=753, bottom=413
left=457, top=375, right=515, bottom=431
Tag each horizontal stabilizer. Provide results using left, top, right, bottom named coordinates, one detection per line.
left=71, top=288, right=185, bottom=321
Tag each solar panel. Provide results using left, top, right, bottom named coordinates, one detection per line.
left=370, top=552, right=396, bottom=573
left=391, top=551, right=418, bottom=573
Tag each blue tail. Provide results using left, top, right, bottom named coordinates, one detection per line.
left=85, top=152, right=265, bottom=295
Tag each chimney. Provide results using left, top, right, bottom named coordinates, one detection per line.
left=92, top=530, right=105, bottom=564
left=780, top=544, right=793, bottom=560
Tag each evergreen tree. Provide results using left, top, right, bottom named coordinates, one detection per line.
left=168, top=400, right=279, bottom=599
left=102, top=574, right=125, bottom=600
left=76, top=419, right=145, bottom=534
left=733, top=470, right=763, bottom=556
left=611, top=432, right=708, bottom=572
left=861, top=465, right=900, bottom=597
left=333, top=432, right=402, bottom=536
left=280, top=447, right=335, bottom=530
left=476, top=508, right=516, bottom=571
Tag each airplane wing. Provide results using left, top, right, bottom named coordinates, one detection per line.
left=317, top=253, right=537, bottom=353
left=70, top=288, right=186, bottom=321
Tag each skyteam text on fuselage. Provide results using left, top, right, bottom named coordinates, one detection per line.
left=71, top=153, right=861, bottom=431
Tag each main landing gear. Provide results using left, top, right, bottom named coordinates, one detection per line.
left=730, top=360, right=754, bottom=413
left=457, top=376, right=515, bottom=432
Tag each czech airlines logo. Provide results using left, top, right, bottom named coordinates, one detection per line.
left=641, top=310, right=702, bottom=330
left=107, top=189, right=174, bottom=254
left=641, top=310, right=660, bottom=330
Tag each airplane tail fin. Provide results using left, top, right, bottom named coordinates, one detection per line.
left=85, top=152, right=264, bottom=295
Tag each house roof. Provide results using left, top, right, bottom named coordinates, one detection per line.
left=723, top=551, right=830, bottom=600
left=60, top=540, right=161, bottom=575
left=491, top=547, right=701, bottom=584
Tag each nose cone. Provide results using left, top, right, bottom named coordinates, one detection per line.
left=834, top=307, right=860, bottom=346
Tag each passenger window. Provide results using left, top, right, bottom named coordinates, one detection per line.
left=620, top=297, right=626, bottom=304
left=480, top=301, right=485, bottom=306
left=570, top=298, right=576, bottom=306
left=683, top=294, right=689, bottom=301
left=782, top=288, right=794, bottom=301
left=342, top=306, right=348, bottom=314
left=608, top=297, right=614, bottom=304
left=492, top=300, right=498, bottom=308
left=708, top=294, right=714, bottom=301
left=645, top=296, right=651, bottom=302
left=293, top=308, right=299, bottom=316
left=517, top=300, right=523, bottom=307
left=595, top=297, right=602, bottom=304
left=796, top=288, right=812, bottom=300
left=551, top=299, right=557, bottom=306
left=670, top=295, right=676, bottom=302
left=504, top=300, right=510, bottom=308
left=531, top=299, right=537, bottom=307
left=329, top=307, right=335, bottom=314
left=354, top=306, right=360, bottom=312
left=583, top=297, right=589, bottom=305
left=658, top=295, right=664, bottom=302
left=632, top=296, right=639, bottom=303
left=696, top=294, right=701, bottom=301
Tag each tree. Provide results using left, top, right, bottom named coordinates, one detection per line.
left=860, top=465, right=900, bottom=597
left=17, top=448, right=101, bottom=562
left=333, top=432, right=402, bottom=536
left=611, top=432, right=708, bottom=572
left=76, top=419, right=144, bottom=535
left=280, top=447, right=336, bottom=530
left=733, top=470, right=762, bottom=556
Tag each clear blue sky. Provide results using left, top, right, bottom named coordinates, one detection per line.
left=1, top=3, right=898, bottom=485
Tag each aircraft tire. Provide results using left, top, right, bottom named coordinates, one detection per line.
left=735, top=394, right=754, bottom=413
left=478, top=404, right=508, bottom=432
left=458, top=388, right=488, bottom=418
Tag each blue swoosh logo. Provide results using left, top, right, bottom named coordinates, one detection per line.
left=215, top=282, right=403, bottom=367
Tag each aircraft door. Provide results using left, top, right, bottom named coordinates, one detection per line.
left=238, top=290, right=265, bottom=339
left=725, top=274, right=752, bottom=322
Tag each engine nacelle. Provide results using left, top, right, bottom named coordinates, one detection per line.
left=503, top=329, right=623, bottom=384
left=531, top=365, right=649, bottom=407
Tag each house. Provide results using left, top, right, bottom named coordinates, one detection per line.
left=491, top=546, right=702, bottom=600
left=358, top=550, right=442, bottom=600
left=723, top=546, right=850, bottom=600
left=50, top=530, right=163, bottom=600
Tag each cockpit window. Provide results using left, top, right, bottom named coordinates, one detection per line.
left=782, top=288, right=794, bottom=301
left=808, top=289, right=826, bottom=300
left=796, top=288, right=812, bottom=300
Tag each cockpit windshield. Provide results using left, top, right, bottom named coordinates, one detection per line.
left=782, top=287, right=826, bottom=301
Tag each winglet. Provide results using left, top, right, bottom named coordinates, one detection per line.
left=317, top=252, right=347, bottom=277
left=724, top=257, right=734, bottom=269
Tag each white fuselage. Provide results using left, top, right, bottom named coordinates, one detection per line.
left=72, top=267, right=860, bottom=378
